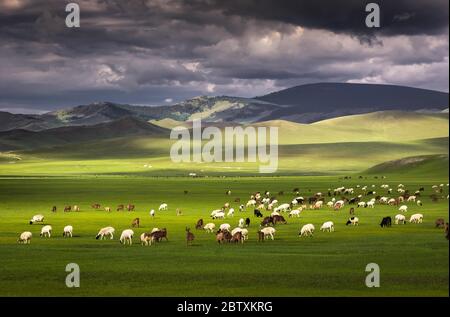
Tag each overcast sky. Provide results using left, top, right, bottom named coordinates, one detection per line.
left=0, top=0, right=448, bottom=113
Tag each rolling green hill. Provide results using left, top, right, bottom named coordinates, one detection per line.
left=255, top=111, right=449, bottom=144
left=0, top=111, right=447, bottom=177
left=365, top=154, right=449, bottom=177
left=0, top=117, right=169, bottom=151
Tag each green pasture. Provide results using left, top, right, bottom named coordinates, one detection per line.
left=0, top=176, right=448, bottom=296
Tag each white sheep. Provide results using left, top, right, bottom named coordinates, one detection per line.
left=409, top=213, right=423, bottom=224
left=300, top=224, right=315, bottom=237
left=246, top=199, right=256, bottom=207
left=18, top=231, right=32, bottom=244
left=399, top=205, right=408, bottom=212
left=259, top=227, right=276, bottom=240
left=119, top=229, right=134, bottom=245
left=149, top=209, right=155, bottom=217
left=227, top=208, right=235, bottom=217
left=270, top=211, right=280, bottom=217
left=151, top=227, right=161, bottom=234
left=29, top=214, right=44, bottom=225
left=240, top=228, right=249, bottom=240
left=63, top=225, right=73, bottom=238
left=231, top=227, right=242, bottom=236
left=320, top=221, right=334, bottom=232
left=231, top=227, right=249, bottom=240
left=379, top=197, right=389, bottom=204
left=366, top=201, right=375, bottom=208
left=275, top=203, right=290, bottom=213
left=289, top=209, right=301, bottom=218
left=334, top=200, right=345, bottom=209
left=407, top=196, right=416, bottom=202
left=203, top=223, right=216, bottom=233
left=219, top=223, right=231, bottom=232
left=358, top=202, right=366, bottom=208
left=212, top=211, right=225, bottom=219
left=394, top=214, right=406, bottom=225
left=388, top=198, right=397, bottom=205
left=40, top=225, right=52, bottom=238
left=210, top=209, right=218, bottom=217
left=417, top=200, right=422, bottom=206
left=313, top=201, right=323, bottom=209
left=158, top=203, right=168, bottom=211
left=238, top=218, right=245, bottom=228
left=96, top=226, right=115, bottom=240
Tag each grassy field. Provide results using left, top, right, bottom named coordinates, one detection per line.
left=0, top=111, right=448, bottom=176
left=0, top=137, right=447, bottom=176
left=0, top=175, right=448, bottom=296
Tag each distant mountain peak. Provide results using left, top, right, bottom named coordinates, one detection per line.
left=0, top=82, right=448, bottom=132
left=256, top=82, right=448, bottom=123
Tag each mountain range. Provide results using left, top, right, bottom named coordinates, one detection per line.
left=0, top=83, right=448, bottom=133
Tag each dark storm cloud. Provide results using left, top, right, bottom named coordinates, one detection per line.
left=193, top=0, right=449, bottom=36
left=0, top=0, right=448, bottom=112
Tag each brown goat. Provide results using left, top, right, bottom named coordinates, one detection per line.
left=186, top=227, right=194, bottom=246
left=273, top=215, right=287, bottom=225
left=117, top=204, right=124, bottom=211
left=223, top=230, right=232, bottom=243
left=261, top=216, right=274, bottom=226
left=216, top=231, right=225, bottom=244
left=435, top=218, right=445, bottom=228
left=127, top=204, right=135, bottom=212
left=231, top=231, right=243, bottom=244
left=64, top=205, right=71, bottom=212
left=131, top=218, right=140, bottom=228
left=195, top=218, right=204, bottom=230
left=152, top=228, right=168, bottom=242
left=51, top=206, right=57, bottom=213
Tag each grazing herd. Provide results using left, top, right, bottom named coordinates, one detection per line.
left=17, top=182, right=449, bottom=245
